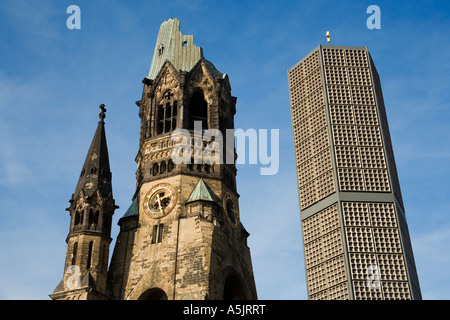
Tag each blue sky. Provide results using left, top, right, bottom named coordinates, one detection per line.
left=0, top=0, right=449, bottom=300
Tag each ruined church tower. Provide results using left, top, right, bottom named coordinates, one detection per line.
left=51, top=18, right=256, bottom=301
left=105, top=18, right=257, bottom=300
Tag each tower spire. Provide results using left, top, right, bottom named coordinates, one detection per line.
left=51, top=103, right=117, bottom=300
left=73, top=104, right=112, bottom=201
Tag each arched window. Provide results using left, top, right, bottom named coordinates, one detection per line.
left=152, top=225, right=158, bottom=244
left=71, top=242, right=78, bottom=265
left=157, top=91, right=177, bottom=135
left=157, top=105, right=164, bottom=135
left=94, top=210, right=99, bottom=224
left=152, top=224, right=164, bottom=244
left=86, top=241, right=93, bottom=270
left=88, top=209, right=93, bottom=224
left=164, top=102, right=171, bottom=133
left=172, top=101, right=177, bottom=131
left=189, top=90, right=208, bottom=130
left=160, top=161, right=166, bottom=174
left=74, top=211, right=83, bottom=225
left=138, top=288, right=168, bottom=300
left=223, top=272, right=247, bottom=300
left=74, top=211, right=80, bottom=225
left=158, top=224, right=164, bottom=243
left=167, top=159, right=174, bottom=172
left=152, top=163, right=159, bottom=176
left=89, top=209, right=99, bottom=225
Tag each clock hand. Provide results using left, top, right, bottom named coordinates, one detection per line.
left=155, top=194, right=163, bottom=211
left=160, top=193, right=171, bottom=200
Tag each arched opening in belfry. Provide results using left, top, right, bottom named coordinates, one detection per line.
left=152, top=163, right=159, bottom=176
left=88, top=209, right=99, bottom=225
left=160, top=161, right=167, bottom=174
left=156, top=90, right=178, bottom=135
left=223, top=272, right=247, bottom=300
left=138, top=288, right=168, bottom=300
left=74, top=211, right=83, bottom=226
left=189, top=89, right=208, bottom=131
left=71, top=242, right=78, bottom=265
left=86, top=241, right=93, bottom=270
left=167, top=159, right=174, bottom=172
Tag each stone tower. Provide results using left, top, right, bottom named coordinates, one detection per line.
left=51, top=105, right=118, bottom=300
left=288, top=45, right=421, bottom=300
left=106, top=18, right=257, bottom=300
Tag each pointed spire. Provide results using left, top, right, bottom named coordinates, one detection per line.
left=186, top=179, right=215, bottom=203
left=73, top=104, right=112, bottom=200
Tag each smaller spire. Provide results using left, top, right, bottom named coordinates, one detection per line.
left=73, top=104, right=112, bottom=200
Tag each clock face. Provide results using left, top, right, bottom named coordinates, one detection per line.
left=223, top=192, right=239, bottom=227
left=143, top=183, right=177, bottom=219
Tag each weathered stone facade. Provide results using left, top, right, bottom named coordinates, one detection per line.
left=51, top=18, right=257, bottom=300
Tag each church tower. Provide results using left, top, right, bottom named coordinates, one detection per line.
left=50, top=105, right=118, bottom=300
left=107, top=18, right=257, bottom=300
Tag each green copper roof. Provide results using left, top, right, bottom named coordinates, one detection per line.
left=187, top=179, right=214, bottom=203
left=148, top=18, right=203, bottom=80
left=122, top=198, right=138, bottom=218
left=147, top=18, right=225, bottom=81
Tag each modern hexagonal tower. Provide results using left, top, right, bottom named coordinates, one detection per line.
left=288, top=45, right=421, bottom=300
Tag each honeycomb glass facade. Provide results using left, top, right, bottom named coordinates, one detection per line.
left=288, top=45, right=421, bottom=300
